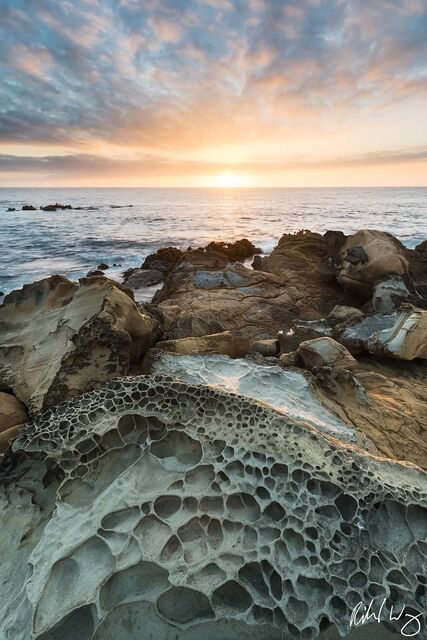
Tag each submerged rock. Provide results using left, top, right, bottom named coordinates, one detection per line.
left=0, top=375, right=425, bottom=639
left=0, top=275, right=161, bottom=414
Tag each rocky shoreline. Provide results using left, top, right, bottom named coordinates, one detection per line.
left=0, top=228, right=426, bottom=639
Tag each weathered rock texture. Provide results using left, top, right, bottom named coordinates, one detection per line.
left=0, top=392, right=28, bottom=453
left=0, top=376, right=425, bottom=639
left=0, top=275, right=161, bottom=414
left=154, top=252, right=297, bottom=341
left=297, top=338, right=357, bottom=370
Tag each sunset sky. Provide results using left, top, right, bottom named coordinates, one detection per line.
left=1, top=0, right=426, bottom=187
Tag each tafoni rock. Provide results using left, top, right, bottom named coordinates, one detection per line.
left=0, top=376, right=425, bottom=639
left=0, top=275, right=161, bottom=415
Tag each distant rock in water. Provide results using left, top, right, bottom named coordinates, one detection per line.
left=97, top=262, right=109, bottom=270
left=22, top=204, right=37, bottom=211
left=41, top=203, right=73, bottom=211
left=86, top=269, right=105, bottom=277
left=6, top=207, right=16, bottom=212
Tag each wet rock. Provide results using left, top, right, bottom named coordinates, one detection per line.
left=154, top=252, right=298, bottom=342
left=22, top=204, right=37, bottom=211
left=97, top=262, right=109, bottom=270
left=251, top=254, right=263, bottom=270
left=153, top=330, right=250, bottom=358
left=6, top=207, right=16, bottom=212
left=336, top=230, right=409, bottom=296
left=297, top=337, right=357, bottom=370
left=40, top=203, right=73, bottom=211
left=0, top=275, right=161, bottom=414
left=248, top=338, right=279, bottom=357
left=86, top=269, right=104, bottom=277
left=339, top=305, right=427, bottom=360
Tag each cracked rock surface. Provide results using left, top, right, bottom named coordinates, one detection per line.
left=0, top=376, right=425, bottom=639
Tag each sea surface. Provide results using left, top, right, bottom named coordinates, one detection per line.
left=0, top=187, right=426, bottom=295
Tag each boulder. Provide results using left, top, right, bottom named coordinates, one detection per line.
left=22, top=204, right=37, bottom=211
left=372, top=273, right=419, bottom=313
left=261, top=230, right=355, bottom=319
left=339, top=305, right=427, bottom=360
left=278, top=351, right=301, bottom=367
left=336, top=230, right=409, bottom=295
left=326, top=305, right=364, bottom=327
left=248, top=338, right=279, bottom=357
left=7, top=207, right=16, bottom=212
left=41, top=203, right=73, bottom=211
left=0, top=275, right=161, bottom=414
left=86, top=269, right=104, bottom=277
left=153, top=330, right=250, bottom=358
left=97, top=262, right=109, bottom=270
left=297, top=337, right=357, bottom=370
left=251, top=254, right=263, bottom=270
left=154, top=252, right=299, bottom=342
left=123, top=268, right=164, bottom=290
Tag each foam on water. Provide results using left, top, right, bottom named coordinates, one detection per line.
left=0, top=187, right=426, bottom=294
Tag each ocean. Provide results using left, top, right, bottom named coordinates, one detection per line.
left=0, top=187, right=426, bottom=295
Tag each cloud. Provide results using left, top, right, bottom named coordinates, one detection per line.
left=0, top=0, right=426, bottom=168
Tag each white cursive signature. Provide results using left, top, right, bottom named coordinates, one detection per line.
left=350, top=599, right=423, bottom=637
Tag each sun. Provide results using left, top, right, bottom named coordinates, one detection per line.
left=214, top=172, right=245, bottom=188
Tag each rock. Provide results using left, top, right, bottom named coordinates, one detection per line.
left=0, top=375, right=425, bottom=639
left=261, top=230, right=355, bottom=319
left=251, top=254, right=263, bottom=270
left=201, top=238, right=262, bottom=262
left=6, top=207, right=16, bottom=212
left=86, top=269, right=104, bottom=277
left=97, top=262, right=109, bottom=270
left=336, top=230, right=409, bottom=295
left=123, top=268, right=164, bottom=290
left=327, top=305, right=364, bottom=327
left=22, top=204, right=37, bottom=211
left=339, top=305, right=427, bottom=360
left=278, top=351, right=301, bottom=367
left=153, top=330, right=250, bottom=358
left=0, top=275, right=161, bottom=414
left=277, top=320, right=333, bottom=353
left=0, top=292, right=4, bottom=297
left=141, top=247, right=184, bottom=274
left=297, top=337, right=357, bottom=370
left=372, top=273, right=420, bottom=313
left=41, top=203, right=73, bottom=211
left=248, top=338, right=279, bottom=357
left=0, top=392, right=28, bottom=454
left=153, top=252, right=299, bottom=342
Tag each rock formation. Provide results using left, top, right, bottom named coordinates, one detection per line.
left=0, top=275, right=161, bottom=414
left=0, top=391, right=28, bottom=453
left=297, top=338, right=357, bottom=370
left=153, top=252, right=298, bottom=341
left=0, top=376, right=425, bottom=639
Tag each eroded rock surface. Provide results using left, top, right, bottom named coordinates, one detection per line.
left=154, top=252, right=297, bottom=341
left=0, top=275, right=161, bottom=414
left=0, top=376, right=425, bottom=640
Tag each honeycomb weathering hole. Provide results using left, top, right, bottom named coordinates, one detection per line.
left=0, top=375, right=425, bottom=640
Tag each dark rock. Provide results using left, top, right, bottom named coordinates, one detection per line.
left=40, top=203, right=73, bottom=211
left=248, top=338, right=279, bottom=357
left=343, top=245, right=369, bottom=265
left=22, top=205, right=37, bottom=211
left=97, top=263, right=109, bottom=270
left=6, top=207, right=16, bottom=212
left=86, top=270, right=104, bottom=277
left=123, top=268, right=164, bottom=289
left=251, top=255, right=263, bottom=270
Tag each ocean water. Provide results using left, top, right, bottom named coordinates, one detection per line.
left=0, top=187, right=426, bottom=295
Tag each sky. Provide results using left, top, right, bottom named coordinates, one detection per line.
left=0, top=0, right=427, bottom=187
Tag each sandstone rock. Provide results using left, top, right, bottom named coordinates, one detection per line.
left=123, top=268, right=164, bottom=290
left=0, top=275, right=161, bottom=414
left=154, top=253, right=298, bottom=342
left=153, top=331, right=250, bottom=358
left=248, top=338, right=279, bottom=357
left=298, top=337, right=357, bottom=370
left=336, top=230, right=409, bottom=295
left=0, top=376, right=425, bottom=639
left=326, top=305, right=364, bottom=327
left=0, top=392, right=28, bottom=430
left=339, top=305, right=427, bottom=360
left=278, top=351, right=300, bottom=367
left=372, top=274, right=418, bottom=313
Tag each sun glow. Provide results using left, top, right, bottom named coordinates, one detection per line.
left=214, top=172, right=246, bottom=188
